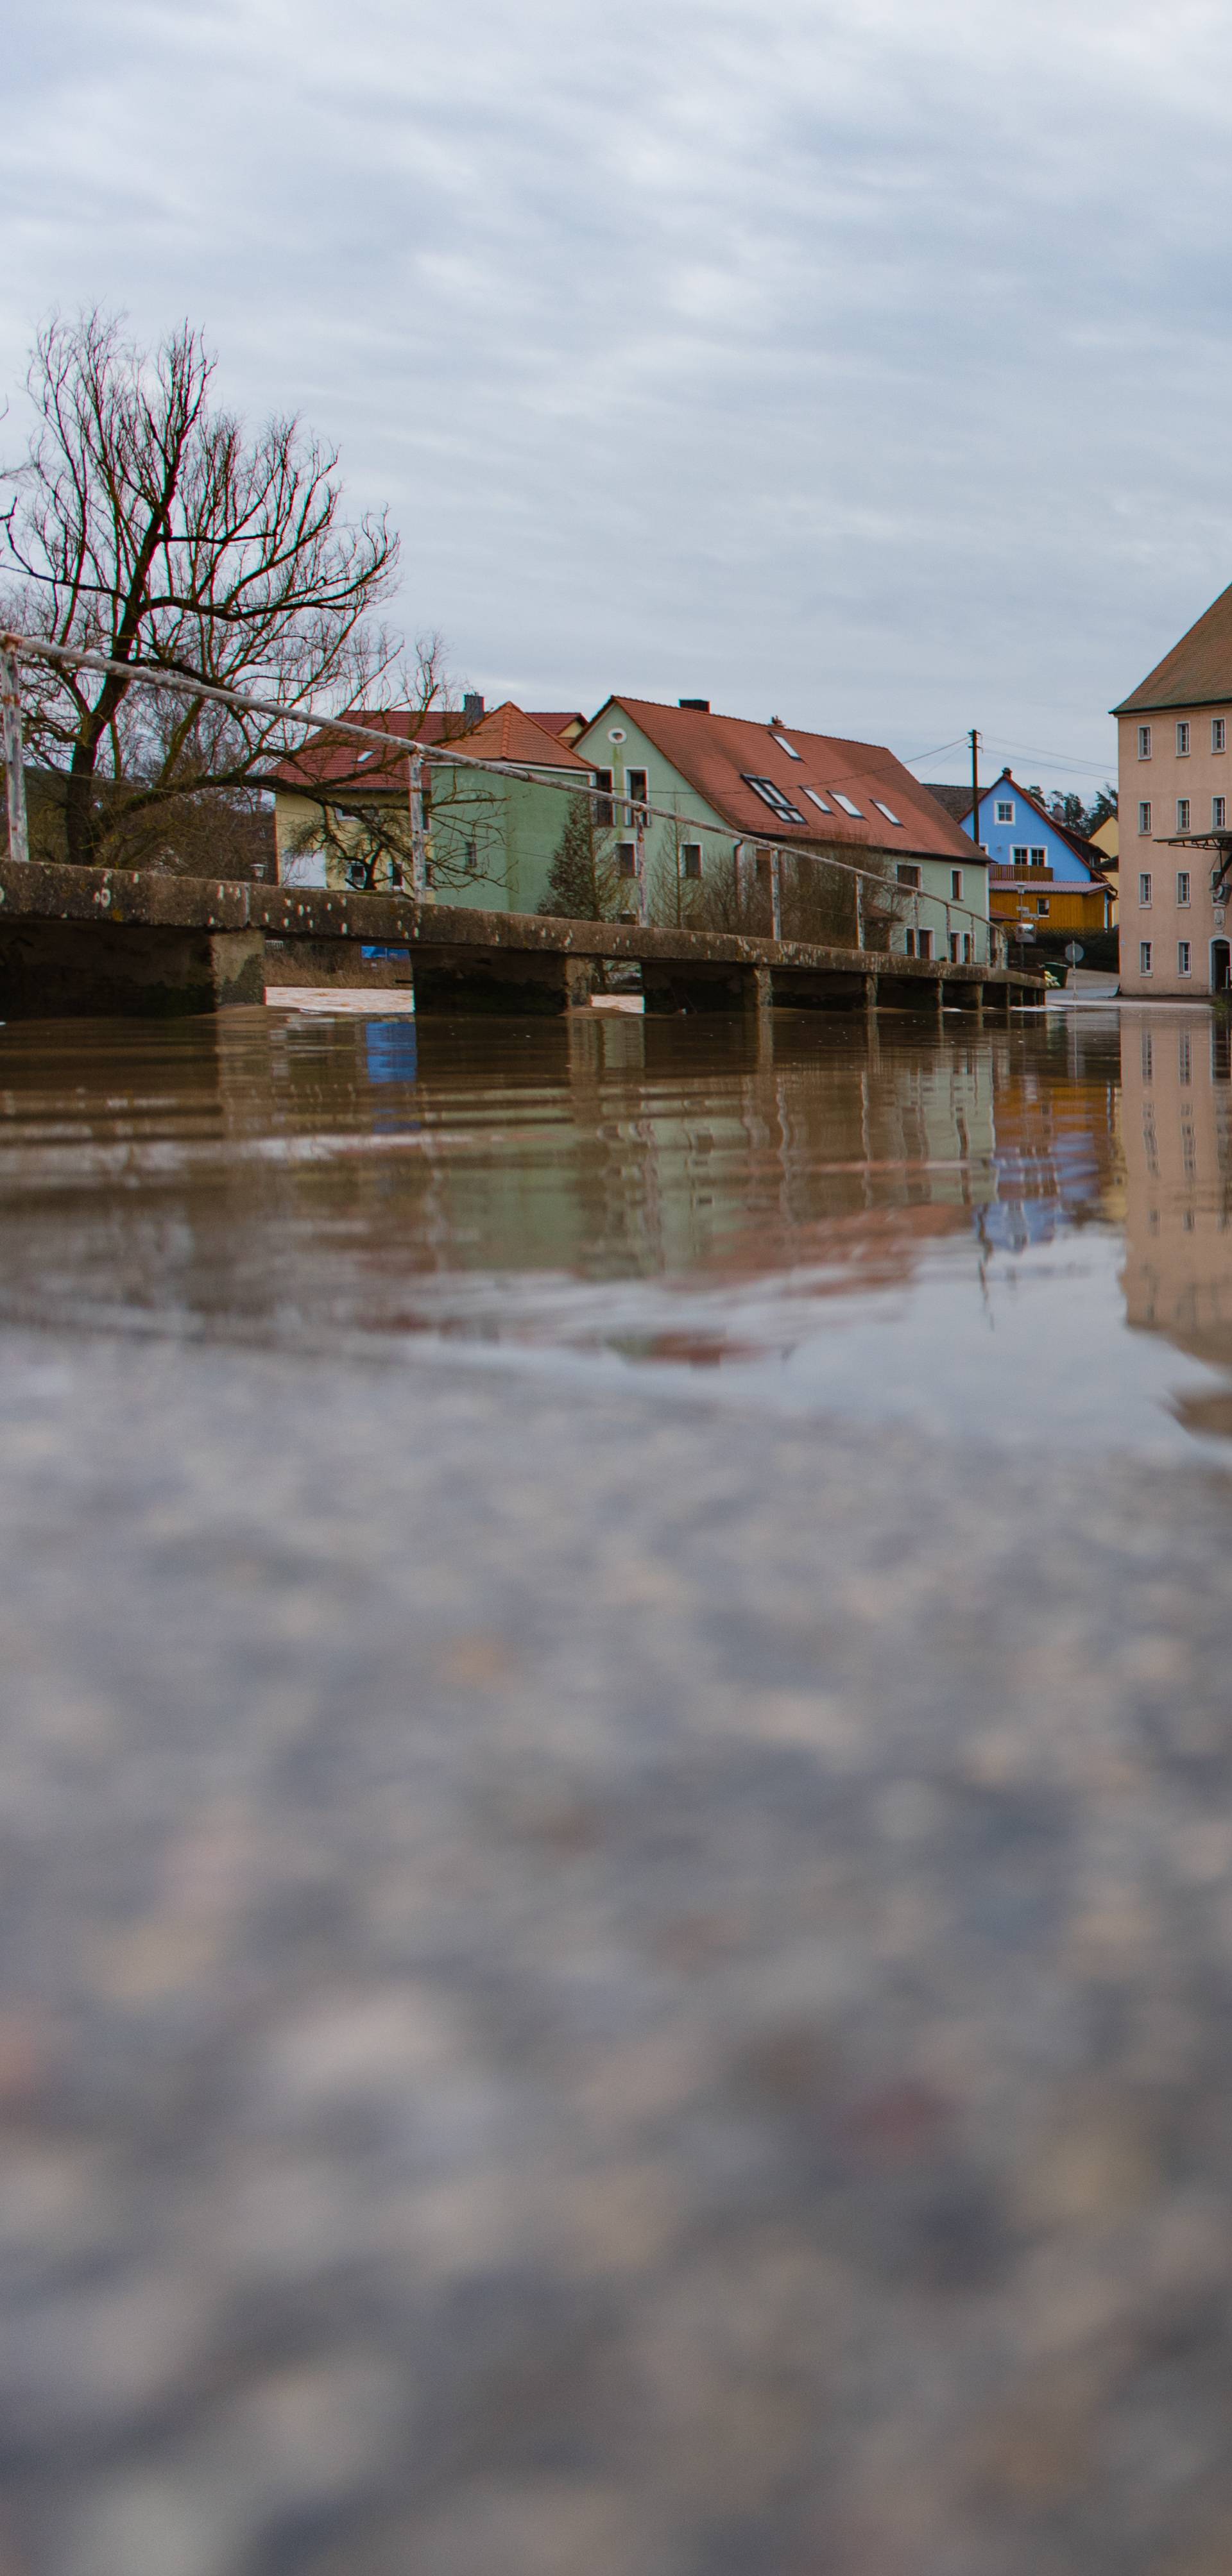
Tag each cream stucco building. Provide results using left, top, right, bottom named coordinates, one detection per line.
left=1115, top=583, right=1232, bottom=998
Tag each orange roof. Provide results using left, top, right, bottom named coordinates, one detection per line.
left=270, top=701, right=590, bottom=793
left=592, top=699, right=984, bottom=863
left=1113, top=579, right=1232, bottom=715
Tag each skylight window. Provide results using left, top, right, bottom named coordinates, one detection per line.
left=771, top=733, right=802, bottom=759
left=804, top=788, right=832, bottom=813
left=743, top=775, right=807, bottom=825
left=871, top=799, right=903, bottom=826
left=832, top=793, right=863, bottom=818
left=355, top=746, right=384, bottom=767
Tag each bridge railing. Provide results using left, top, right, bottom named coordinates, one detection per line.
left=0, top=633, right=1007, bottom=969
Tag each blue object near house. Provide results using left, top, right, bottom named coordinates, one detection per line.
left=361, top=945, right=412, bottom=961
left=364, top=1022, right=418, bottom=1086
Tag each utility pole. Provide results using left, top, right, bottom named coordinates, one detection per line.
left=0, top=645, right=30, bottom=863
left=968, top=727, right=982, bottom=961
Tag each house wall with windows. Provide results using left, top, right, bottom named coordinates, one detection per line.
left=1117, top=706, right=1232, bottom=997
left=1113, top=581, right=1232, bottom=997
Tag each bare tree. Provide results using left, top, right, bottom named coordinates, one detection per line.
left=1, top=309, right=399, bottom=869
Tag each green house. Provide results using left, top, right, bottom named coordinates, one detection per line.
left=572, top=696, right=993, bottom=961
left=270, top=701, right=592, bottom=913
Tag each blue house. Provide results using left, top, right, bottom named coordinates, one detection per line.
left=964, top=770, right=1111, bottom=940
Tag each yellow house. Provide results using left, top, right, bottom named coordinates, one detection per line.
left=1090, top=815, right=1118, bottom=924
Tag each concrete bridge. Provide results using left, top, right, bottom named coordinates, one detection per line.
left=0, top=858, right=1043, bottom=1019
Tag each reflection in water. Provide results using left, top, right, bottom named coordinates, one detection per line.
left=0, top=997, right=1229, bottom=1446
left=1120, top=1006, right=1232, bottom=1437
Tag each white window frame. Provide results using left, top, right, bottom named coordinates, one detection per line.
left=680, top=842, right=703, bottom=880
left=950, top=869, right=963, bottom=900
left=770, top=733, right=802, bottom=759
left=1037, top=898, right=1050, bottom=916
left=1178, top=940, right=1192, bottom=976
left=1214, top=718, right=1227, bottom=754
left=995, top=799, right=1014, bottom=824
left=1176, top=721, right=1191, bottom=756
left=1138, top=801, right=1152, bottom=835
left=832, top=792, right=863, bottom=818
left=1011, top=844, right=1029, bottom=865
left=1215, top=799, right=1227, bottom=830
left=1177, top=871, right=1190, bottom=906
left=1140, top=940, right=1153, bottom=975
left=1177, top=799, right=1190, bottom=833
left=624, top=766, right=649, bottom=824
left=803, top=788, right=832, bottom=814
left=1029, top=846, right=1047, bottom=867
left=871, top=799, right=903, bottom=826
left=1139, top=872, right=1152, bottom=905
left=1138, top=725, right=1152, bottom=758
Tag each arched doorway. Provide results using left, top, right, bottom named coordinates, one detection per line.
left=1212, top=940, right=1231, bottom=994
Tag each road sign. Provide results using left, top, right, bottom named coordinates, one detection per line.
left=1064, top=941, right=1084, bottom=965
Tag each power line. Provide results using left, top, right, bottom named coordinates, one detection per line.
left=982, top=735, right=1116, bottom=781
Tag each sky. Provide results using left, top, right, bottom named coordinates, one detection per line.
left=4, top=0, right=1232, bottom=798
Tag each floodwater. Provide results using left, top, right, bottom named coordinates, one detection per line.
left=1, top=997, right=1231, bottom=1455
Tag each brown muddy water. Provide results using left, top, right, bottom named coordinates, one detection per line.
left=0, top=997, right=1228, bottom=1454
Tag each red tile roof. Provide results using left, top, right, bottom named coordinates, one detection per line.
left=592, top=699, right=982, bottom=863
left=528, top=711, right=586, bottom=740
left=1113, top=580, right=1232, bottom=716
left=270, top=702, right=590, bottom=793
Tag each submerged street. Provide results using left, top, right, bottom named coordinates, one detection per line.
left=6, top=1001, right=1232, bottom=2573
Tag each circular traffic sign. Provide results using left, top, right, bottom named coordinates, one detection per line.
left=1064, top=940, right=1085, bottom=964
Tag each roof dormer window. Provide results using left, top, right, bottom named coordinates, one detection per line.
left=871, top=799, right=903, bottom=826
left=770, top=733, right=802, bottom=759
left=744, top=775, right=806, bottom=824
left=804, top=788, right=832, bottom=814
left=832, top=793, right=863, bottom=818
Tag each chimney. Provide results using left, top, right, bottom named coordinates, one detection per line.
left=462, top=692, right=484, bottom=727
left=678, top=697, right=710, bottom=712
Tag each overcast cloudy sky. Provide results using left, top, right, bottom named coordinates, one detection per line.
left=5, top=0, right=1232, bottom=793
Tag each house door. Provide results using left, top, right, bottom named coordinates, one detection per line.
left=1212, top=939, right=1231, bottom=993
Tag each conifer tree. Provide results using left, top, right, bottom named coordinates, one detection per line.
left=538, top=793, right=617, bottom=918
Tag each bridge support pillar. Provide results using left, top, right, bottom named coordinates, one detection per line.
left=642, top=963, right=764, bottom=1015
left=411, top=948, right=595, bottom=1015
left=0, top=922, right=265, bottom=1019
left=742, top=966, right=773, bottom=1019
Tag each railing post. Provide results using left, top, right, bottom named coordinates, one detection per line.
left=409, top=752, right=428, bottom=900
left=0, top=645, right=30, bottom=864
left=855, top=870, right=864, bottom=950
left=637, top=817, right=648, bottom=927
left=771, top=849, right=782, bottom=942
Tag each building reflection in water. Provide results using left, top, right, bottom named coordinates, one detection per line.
left=1120, top=1006, right=1232, bottom=1436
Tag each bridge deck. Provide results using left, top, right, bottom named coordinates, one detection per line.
left=0, top=870, right=1046, bottom=1020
